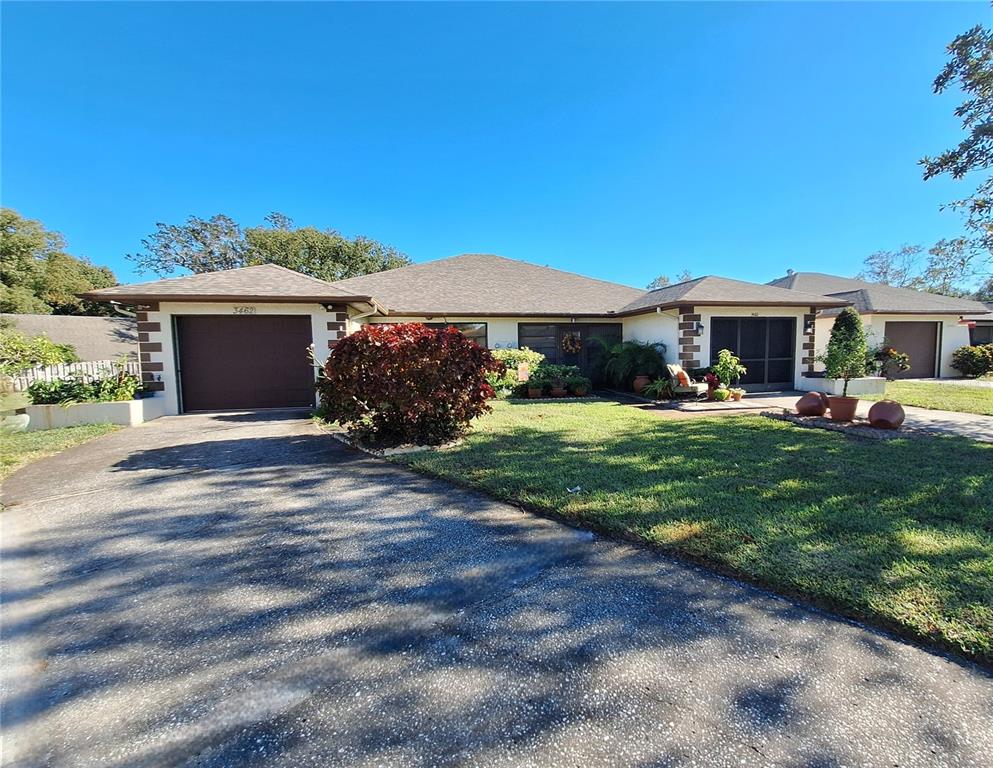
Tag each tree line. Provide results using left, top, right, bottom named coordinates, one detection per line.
left=1, top=209, right=410, bottom=316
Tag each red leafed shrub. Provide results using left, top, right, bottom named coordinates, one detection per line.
left=318, top=323, right=501, bottom=447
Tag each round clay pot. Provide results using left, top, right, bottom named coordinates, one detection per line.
left=795, top=391, right=829, bottom=417
left=528, top=387, right=543, bottom=399
left=632, top=375, right=651, bottom=394
left=868, top=399, right=905, bottom=430
left=550, top=387, right=569, bottom=398
left=573, top=387, right=588, bottom=397
left=827, top=395, right=859, bottom=422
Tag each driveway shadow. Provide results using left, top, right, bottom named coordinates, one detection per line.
left=3, top=416, right=992, bottom=767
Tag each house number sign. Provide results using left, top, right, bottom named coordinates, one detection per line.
left=233, top=306, right=257, bottom=315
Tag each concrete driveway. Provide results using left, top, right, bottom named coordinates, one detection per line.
left=2, top=412, right=991, bottom=767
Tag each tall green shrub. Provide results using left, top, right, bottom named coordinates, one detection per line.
left=0, top=326, right=79, bottom=375
left=818, top=307, right=868, bottom=396
left=951, top=344, right=993, bottom=377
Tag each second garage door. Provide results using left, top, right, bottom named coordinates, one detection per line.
left=883, top=321, right=938, bottom=379
left=176, top=315, right=315, bottom=412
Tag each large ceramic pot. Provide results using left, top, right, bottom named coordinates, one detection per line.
left=868, top=400, right=905, bottom=429
left=827, top=395, right=859, bottom=422
left=632, top=375, right=651, bottom=394
left=573, top=387, right=588, bottom=397
left=795, top=391, right=829, bottom=416
left=528, top=387, right=543, bottom=399
left=550, top=386, right=569, bottom=398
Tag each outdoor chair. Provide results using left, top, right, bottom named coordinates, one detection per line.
left=667, top=363, right=708, bottom=398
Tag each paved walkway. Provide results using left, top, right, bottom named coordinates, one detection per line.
left=2, top=412, right=992, bottom=767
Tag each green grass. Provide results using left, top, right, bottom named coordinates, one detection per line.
left=1, top=423, right=118, bottom=481
left=399, top=400, right=993, bottom=664
left=863, top=381, right=993, bottom=416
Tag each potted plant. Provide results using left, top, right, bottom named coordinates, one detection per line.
left=642, top=378, right=674, bottom=401
left=817, top=306, right=869, bottom=421
left=566, top=374, right=591, bottom=397
left=549, top=375, right=569, bottom=397
left=527, top=369, right=546, bottom=399
left=595, top=340, right=666, bottom=393
left=703, top=372, right=720, bottom=399
left=729, top=387, right=745, bottom=401
left=712, top=387, right=730, bottom=402
left=712, top=349, right=747, bottom=391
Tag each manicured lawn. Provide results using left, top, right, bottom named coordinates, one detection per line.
left=863, top=380, right=993, bottom=416
left=1, top=424, right=118, bottom=482
left=399, top=400, right=993, bottom=663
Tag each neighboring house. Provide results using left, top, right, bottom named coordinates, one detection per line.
left=767, top=272, right=990, bottom=379
left=963, top=302, right=993, bottom=346
left=1, top=313, right=138, bottom=361
left=78, top=256, right=862, bottom=414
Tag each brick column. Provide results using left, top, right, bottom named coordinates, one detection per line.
left=677, top=305, right=701, bottom=369
left=326, top=304, right=348, bottom=349
left=136, top=302, right=165, bottom=392
left=801, top=306, right=817, bottom=373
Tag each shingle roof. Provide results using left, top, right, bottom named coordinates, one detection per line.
left=963, top=302, right=993, bottom=321
left=767, top=272, right=990, bottom=315
left=616, top=275, right=849, bottom=315
left=1, top=314, right=138, bottom=361
left=80, top=264, right=373, bottom=303
left=332, top=254, right=646, bottom=316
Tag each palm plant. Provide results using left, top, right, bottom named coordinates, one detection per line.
left=590, top=339, right=666, bottom=389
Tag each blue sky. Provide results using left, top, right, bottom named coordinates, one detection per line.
left=2, top=1, right=988, bottom=288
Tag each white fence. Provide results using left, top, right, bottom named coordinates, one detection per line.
left=6, top=360, right=142, bottom=391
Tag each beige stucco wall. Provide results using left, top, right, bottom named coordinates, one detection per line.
left=813, top=313, right=972, bottom=377
left=620, top=311, right=680, bottom=359
left=148, top=301, right=337, bottom=415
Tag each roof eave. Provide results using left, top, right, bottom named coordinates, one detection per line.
left=78, top=292, right=376, bottom=305
left=615, top=299, right=852, bottom=317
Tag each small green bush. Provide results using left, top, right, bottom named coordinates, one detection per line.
left=951, top=344, right=993, bottom=377
left=486, top=347, right=546, bottom=394
left=590, top=339, right=666, bottom=389
left=0, top=326, right=79, bottom=375
left=27, top=367, right=141, bottom=405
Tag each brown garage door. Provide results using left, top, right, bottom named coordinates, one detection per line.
left=883, top=321, right=938, bottom=379
left=176, top=315, right=315, bottom=411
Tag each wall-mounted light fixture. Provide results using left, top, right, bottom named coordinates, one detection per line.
left=803, top=318, right=816, bottom=335
left=695, top=321, right=705, bottom=333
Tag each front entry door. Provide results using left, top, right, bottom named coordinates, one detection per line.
left=710, top=317, right=796, bottom=391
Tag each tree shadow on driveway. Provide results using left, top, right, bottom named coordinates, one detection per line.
left=2, top=415, right=992, bottom=767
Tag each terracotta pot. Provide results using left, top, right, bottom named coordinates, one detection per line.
left=706, top=383, right=717, bottom=401
left=827, top=395, right=859, bottom=422
left=730, top=391, right=743, bottom=402
left=550, top=387, right=569, bottom=398
left=632, top=375, right=651, bottom=394
left=573, top=387, right=588, bottom=397
left=528, top=387, right=543, bottom=399
left=795, top=391, right=829, bottom=417
left=868, top=399, right=905, bottom=429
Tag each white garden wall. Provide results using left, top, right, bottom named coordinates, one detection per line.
left=25, top=396, right=165, bottom=431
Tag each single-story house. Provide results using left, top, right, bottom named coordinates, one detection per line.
left=963, top=302, right=993, bottom=346
left=1, top=313, right=138, bottom=361
left=83, top=255, right=986, bottom=415
left=767, top=272, right=990, bottom=379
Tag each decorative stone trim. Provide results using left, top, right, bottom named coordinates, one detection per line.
left=802, top=313, right=817, bottom=373
left=137, top=321, right=161, bottom=332
left=677, top=306, right=700, bottom=369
